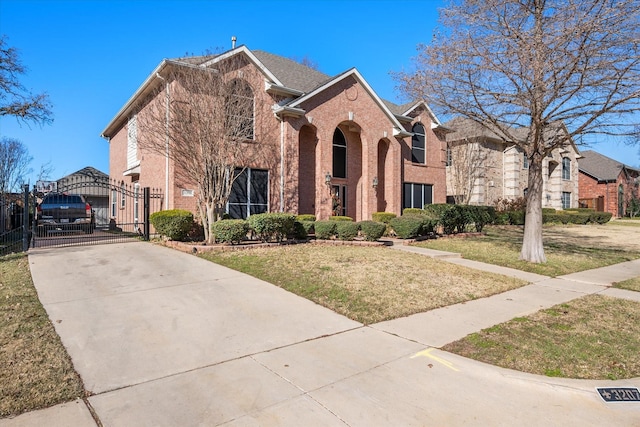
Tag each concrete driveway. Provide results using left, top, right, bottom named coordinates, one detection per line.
left=5, top=242, right=639, bottom=426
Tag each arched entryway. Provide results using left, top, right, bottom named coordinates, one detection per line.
left=376, top=139, right=391, bottom=212
left=298, top=125, right=317, bottom=215
left=331, top=124, right=362, bottom=220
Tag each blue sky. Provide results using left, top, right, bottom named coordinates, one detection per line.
left=1, top=0, right=638, bottom=187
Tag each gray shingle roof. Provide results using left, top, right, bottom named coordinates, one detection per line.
left=578, top=150, right=639, bottom=181
left=252, top=50, right=332, bottom=93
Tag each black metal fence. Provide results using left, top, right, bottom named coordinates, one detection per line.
left=0, top=180, right=163, bottom=255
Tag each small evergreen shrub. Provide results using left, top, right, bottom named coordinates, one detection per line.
left=329, top=216, right=354, bottom=221
left=248, top=213, right=295, bottom=242
left=508, top=210, right=526, bottom=225
left=300, top=220, right=315, bottom=235
left=210, top=219, right=249, bottom=244
left=336, top=221, right=360, bottom=241
left=372, top=212, right=397, bottom=223
left=296, top=214, right=316, bottom=222
left=542, top=208, right=556, bottom=215
left=390, top=216, right=423, bottom=239
left=291, top=220, right=308, bottom=239
left=314, top=220, right=337, bottom=239
left=467, top=205, right=495, bottom=232
left=149, top=209, right=194, bottom=241
left=568, top=212, right=591, bottom=225
left=590, top=211, right=613, bottom=224
left=403, top=208, right=425, bottom=216
left=358, top=221, right=387, bottom=241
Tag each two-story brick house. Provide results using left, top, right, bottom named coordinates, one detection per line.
left=444, top=118, right=581, bottom=209
left=101, top=46, right=448, bottom=223
left=578, top=150, right=640, bottom=217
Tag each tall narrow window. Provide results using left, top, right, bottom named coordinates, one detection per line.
left=332, top=128, right=347, bottom=179
left=562, top=192, right=571, bottom=209
left=133, top=183, right=140, bottom=225
left=411, top=123, right=426, bottom=164
left=445, top=146, right=452, bottom=166
left=523, top=152, right=529, bottom=169
left=120, top=182, right=126, bottom=209
left=111, top=189, right=117, bottom=217
left=225, top=79, right=254, bottom=140
left=127, top=115, right=138, bottom=169
left=562, top=157, right=571, bottom=180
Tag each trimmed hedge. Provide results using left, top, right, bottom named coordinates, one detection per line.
left=329, top=216, right=354, bottom=221
left=291, top=220, right=308, bottom=239
left=296, top=214, right=316, bottom=222
left=590, top=211, right=613, bottom=224
left=248, top=213, right=295, bottom=242
left=149, top=209, right=194, bottom=241
left=300, top=220, right=315, bottom=235
left=314, top=220, right=337, bottom=239
left=210, top=219, right=249, bottom=244
left=403, top=208, right=425, bottom=216
left=390, top=216, right=424, bottom=239
left=336, top=221, right=360, bottom=241
left=358, top=221, right=387, bottom=241
left=372, top=212, right=397, bottom=223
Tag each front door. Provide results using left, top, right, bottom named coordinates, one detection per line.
left=331, top=185, right=347, bottom=217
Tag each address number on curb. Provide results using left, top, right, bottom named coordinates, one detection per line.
left=596, top=387, right=640, bottom=402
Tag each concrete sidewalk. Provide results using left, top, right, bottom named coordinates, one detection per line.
left=2, top=242, right=640, bottom=426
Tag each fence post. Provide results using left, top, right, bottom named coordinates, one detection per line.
left=22, top=184, right=29, bottom=252
left=143, top=187, right=150, bottom=241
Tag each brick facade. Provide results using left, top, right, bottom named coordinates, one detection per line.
left=103, top=47, right=447, bottom=225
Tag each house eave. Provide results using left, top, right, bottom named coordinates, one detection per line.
left=265, top=81, right=304, bottom=97
left=273, top=105, right=306, bottom=118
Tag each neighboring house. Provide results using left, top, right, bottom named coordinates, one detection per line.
left=101, top=46, right=448, bottom=222
left=56, top=167, right=110, bottom=227
left=578, top=150, right=640, bottom=217
left=445, top=118, right=581, bottom=209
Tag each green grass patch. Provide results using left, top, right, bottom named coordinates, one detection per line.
left=413, top=225, right=640, bottom=277
left=0, top=254, right=85, bottom=418
left=443, top=295, right=640, bottom=380
left=614, top=277, right=640, bottom=292
left=199, top=245, right=526, bottom=324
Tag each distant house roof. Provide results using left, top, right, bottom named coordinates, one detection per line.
left=58, top=166, right=108, bottom=182
left=579, top=150, right=640, bottom=182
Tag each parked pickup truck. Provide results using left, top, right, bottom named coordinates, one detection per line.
left=36, top=193, right=94, bottom=236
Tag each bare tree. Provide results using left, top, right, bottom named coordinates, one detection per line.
left=0, top=36, right=52, bottom=125
left=447, top=139, right=490, bottom=205
left=138, top=54, right=276, bottom=243
left=396, top=0, right=640, bottom=263
left=0, top=137, right=32, bottom=195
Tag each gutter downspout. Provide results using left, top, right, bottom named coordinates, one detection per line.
left=156, top=73, right=170, bottom=209
left=279, top=118, right=285, bottom=212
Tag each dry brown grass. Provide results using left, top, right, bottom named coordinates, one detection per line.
left=443, top=295, right=640, bottom=379
left=200, top=244, right=527, bottom=324
left=0, top=254, right=85, bottom=418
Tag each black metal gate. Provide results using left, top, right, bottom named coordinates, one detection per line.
left=30, top=176, right=163, bottom=249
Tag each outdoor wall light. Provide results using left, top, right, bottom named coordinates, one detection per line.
left=372, top=176, right=378, bottom=190
left=325, top=172, right=332, bottom=188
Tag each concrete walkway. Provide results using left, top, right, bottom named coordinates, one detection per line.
left=2, top=242, right=640, bottom=426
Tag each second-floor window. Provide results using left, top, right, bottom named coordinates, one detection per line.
left=562, top=157, right=571, bottom=180
left=523, top=152, right=529, bottom=169
left=225, top=79, right=254, bottom=140
left=411, top=123, right=426, bottom=164
left=333, top=128, right=347, bottom=179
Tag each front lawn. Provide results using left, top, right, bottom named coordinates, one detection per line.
left=0, top=254, right=85, bottom=418
left=413, top=225, right=640, bottom=277
left=199, top=245, right=526, bottom=324
left=443, top=295, right=640, bottom=380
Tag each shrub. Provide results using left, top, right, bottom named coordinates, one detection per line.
left=402, top=208, right=425, bottom=216
left=372, top=212, right=397, bottom=223
left=358, top=221, right=387, bottom=241
left=296, top=214, right=316, bottom=222
left=329, top=216, right=354, bottom=221
left=248, top=213, right=295, bottom=242
left=508, top=210, right=526, bottom=225
left=390, top=216, right=423, bottom=239
left=291, top=220, right=308, bottom=239
left=467, top=205, right=495, bottom=232
left=300, top=220, right=315, bottom=235
left=567, top=212, right=591, bottom=225
left=590, top=211, right=613, bottom=224
left=542, top=208, right=556, bottom=215
left=314, top=220, right=337, bottom=239
left=336, top=221, right=360, bottom=241
left=210, top=219, right=249, bottom=244
left=149, top=209, right=194, bottom=241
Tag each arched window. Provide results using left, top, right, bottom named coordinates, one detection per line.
left=562, top=157, right=571, bottom=180
left=411, top=123, right=426, bottom=164
left=333, top=128, right=347, bottom=179
left=225, top=79, right=254, bottom=140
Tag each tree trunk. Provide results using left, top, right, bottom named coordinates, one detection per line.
left=520, top=152, right=546, bottom=263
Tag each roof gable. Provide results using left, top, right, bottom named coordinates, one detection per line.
left=578, top=150, right=639, bottom=181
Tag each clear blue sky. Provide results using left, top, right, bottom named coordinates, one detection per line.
left=1, top=0, right=638, bottom=187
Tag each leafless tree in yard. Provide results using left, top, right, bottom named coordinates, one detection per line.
left=447, top=139, right=490, bottom=205
left=0, top=137, right=32, bottom=196
left=0, top=36, right=52, bottom=125
left=138, top=54, right=276, bottom=243
left=396, top=0, right=640, bottom=262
